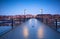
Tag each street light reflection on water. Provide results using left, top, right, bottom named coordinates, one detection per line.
left=37, top=26, right=44, bottom=39
left=23, top=19, right=44, bottom=39
left=23, top=26, right=29, bottom=39
left=28, top=19, right=38, bottom=27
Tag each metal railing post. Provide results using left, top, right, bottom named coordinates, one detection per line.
left=55, top=19, right=57, bottom=31
left=11, top=18, right=13, bottom=29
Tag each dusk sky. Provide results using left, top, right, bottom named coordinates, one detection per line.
left=0, top=0, right=60, bottom=15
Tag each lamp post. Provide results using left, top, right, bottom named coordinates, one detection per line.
left=24, top=9, right=26, bottom=15
left=24, top=9, right=26, bottom=22
left=40, top=9, right=43, bottom=22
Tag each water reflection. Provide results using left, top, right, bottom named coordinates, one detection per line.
left=23, top=26, right=28, bottom=39
left=29, top=19, right=32, bottom=25
left=34, top=19, right=38, bottom=26
left=37, top=26, right=44, bottom=39
left=28, top=19, right=38, bottom=27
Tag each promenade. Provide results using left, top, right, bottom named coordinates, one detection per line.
left=0, top=19, right=60, bottom=39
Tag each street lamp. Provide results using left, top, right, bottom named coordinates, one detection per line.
left=40, top=9, right=43, bottom=14
left=40, top=9, right=43, bottom=22
left=24, top=9, right=27, bottom=21
left=24, top=9, right=27, bottom=15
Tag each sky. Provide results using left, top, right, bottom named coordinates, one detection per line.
left=0, top=0, right=60, bottom=15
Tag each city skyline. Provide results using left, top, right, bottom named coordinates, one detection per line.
left=0, top=0, right=60, bottom=15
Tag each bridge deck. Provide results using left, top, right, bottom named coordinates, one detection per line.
left=0, top=19, right=60, bottom=39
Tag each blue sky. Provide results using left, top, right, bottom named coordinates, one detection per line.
left=0, top=0, right=60, bottom=15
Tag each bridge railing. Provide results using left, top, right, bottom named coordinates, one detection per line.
left=43, top=18, right=60, bottom=32
left=0, top=18, right=30, bottom=36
